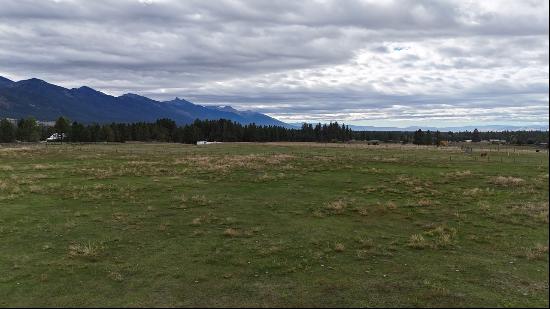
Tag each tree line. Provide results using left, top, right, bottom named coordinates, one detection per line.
left=0, top=117, right=353, bottom=143
left=355, top=128, right=549, bottom=145
left=0, top=117, right=547, bottom=145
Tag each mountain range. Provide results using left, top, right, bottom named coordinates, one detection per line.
left=1, top=75, right=547, bottom=132
left=0, top=76, right=288, bottom=126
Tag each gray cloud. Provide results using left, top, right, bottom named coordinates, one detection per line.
left=0, top=0, right=548, bottom=126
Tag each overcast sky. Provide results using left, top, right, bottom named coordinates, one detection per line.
left=0, top=0, right=548, bottom=126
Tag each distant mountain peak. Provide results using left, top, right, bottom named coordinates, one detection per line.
left=0, top=76, right=14, bottom=86
left=22, top=77, right=48, bottom=84
left=71, top=86, right=106, bottom=96
left=120, top=92, right=140, bottom=97
left=119, top=93, right=154, bottom=101
left=213, top=105, right=239, bottom=113
left=167, top=97, right=193, bottom=104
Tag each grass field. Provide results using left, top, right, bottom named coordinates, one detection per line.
left=0, top=142, right=548, bottom=307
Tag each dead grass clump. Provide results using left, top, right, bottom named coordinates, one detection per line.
left=356, top=207, right=369, bottom=216
left=463, top=187, right=484, bottom=196
left=386, top=201, right=397, bottom=210
left=0, top=180, right=8, bottom=191
left=108, top=271, right=124, bottom=282
left=524, top=244, right=549, bottom=260
left=312, top=210, right=325, bottom=218
left=32, top=164, right=54, bottom=170
left=334, top=243, right=346, bottom=252
left=478, top=201, right=491, bottom=212
left=67, top=242, right=102, bottom=261
left=446, top=170, right=473, bottom=178
left=256, top=172, right=286, bottom=182
left=325, top=199, right=347, bottom=214
left=29, top=185, right=45, bottom=194
left=511, top=202, right=549, bottom=223
left=395, top=175, right=416, bottom=186
left=491, top=176, right=525, bottom=187
left=191, top=194, right=210, bottom=206
left=223, top=228, right=240, bottom=237
left=407, top=234, right=428, bottom=249
left=417, top=199, right=433, bottom=207
left=425, top=225, right=457, bottom=248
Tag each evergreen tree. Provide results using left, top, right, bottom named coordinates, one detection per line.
left=472, top=128, right=481, bottom=142
left=0, top=119, right=16, bottom=143
left=54, top=116, right=71, bottom=137
left=16, top=117, right=41, bottom=142
left=413, top=129, right=424, bottom=145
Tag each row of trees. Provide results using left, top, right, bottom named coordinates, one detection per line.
left=354, top=129, right=548, bottom=145
left=409, top=129, right=549, bottom=145
left=0, top=117, right=353, bottom=143
left=1, top=117, right=547, bottom=145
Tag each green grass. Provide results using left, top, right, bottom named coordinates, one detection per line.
left=0, top=142, right=548, bottom=307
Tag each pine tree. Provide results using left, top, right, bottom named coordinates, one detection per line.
left=472, top=128, right=481, bottom=142
left=413, top=129, right=424, bottom=145
left=0, top=119, right=16, bottom=142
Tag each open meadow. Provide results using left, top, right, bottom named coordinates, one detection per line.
left=0, top=142, right=548, bottom=307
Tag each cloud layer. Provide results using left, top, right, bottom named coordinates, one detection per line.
left=0, top=0, right=548, bottom=126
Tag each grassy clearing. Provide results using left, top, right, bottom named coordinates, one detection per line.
left=0, top=142, right=548, bottom=307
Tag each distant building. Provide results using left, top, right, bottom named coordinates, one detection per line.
left=46, top=133, right=66, bottom=142
left=196, top=141, right=221, bottom=145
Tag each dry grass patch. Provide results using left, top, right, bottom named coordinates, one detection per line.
left=28, top=184, right=45, bottom=194
left=417, top=199, right=433, bottom=207
left=425, top=225, right=457, bottom=248
left=523, top=244, right=549, bottom=260
left=462, top=187, right=481, bottom=196
left=491, top=176, right=525, bottom=187
left=511, top=202, right=549, bottom=223
left=31, top=163, right=54, bottom=170
left=191, top=217, right=203, bottom=226
left=356, top=207, right=369, bottom=216
left=334, top=243, right=346, bottom=252
left=445, top=170, right=473, bottom=178
left=174, top=154, right=296, bottom=173
left=407, top=234, right=428, bottom=249
left=191, top=194, right=211, bottom=206
left=386, top=201, right=397, bottom=210
left=67, top=242, right=103, bottom=261
left=325, top=199, right=348, bottom=214
left=108, top=271, right=124, bottom=282
left=223, top=228, right=240, bottom=237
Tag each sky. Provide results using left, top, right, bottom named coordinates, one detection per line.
left=0, top=0, right=548, bottom=127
